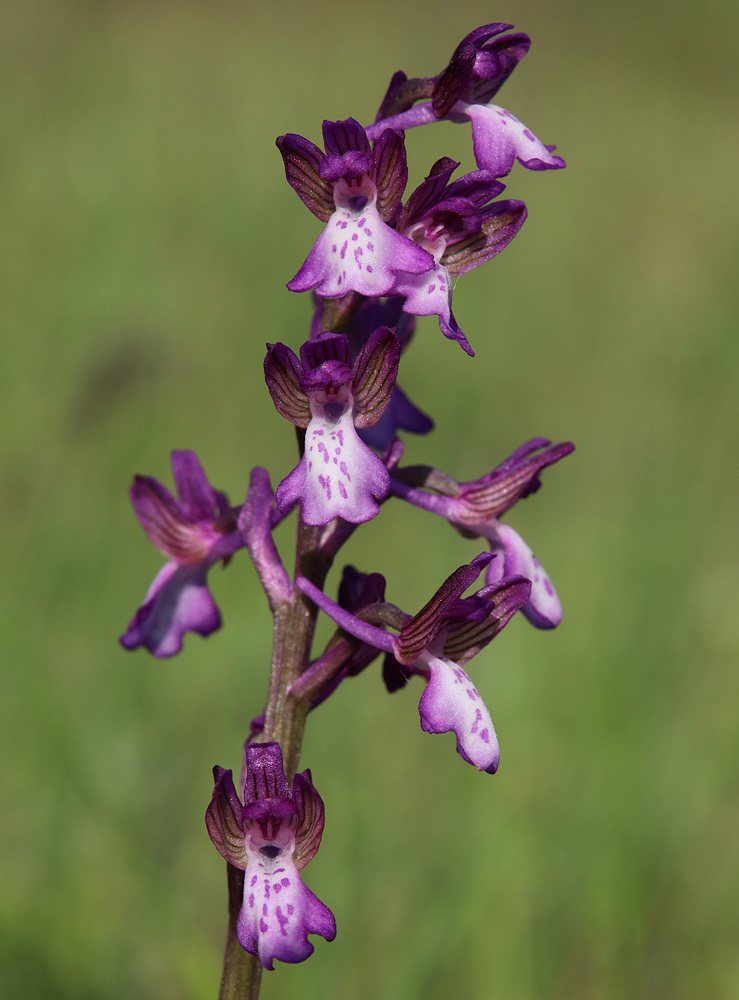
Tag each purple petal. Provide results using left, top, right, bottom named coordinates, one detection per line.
left=119, top=561, right=222, bottom=657
left=459, top=101, right=566, bottom=177
left=322, top=117, right=371, bottom=159
left=170, top=450, right=219, bottom=522
left=417, top=652, right=500, bottom=773
left=485, top=522, right=562, bottom=628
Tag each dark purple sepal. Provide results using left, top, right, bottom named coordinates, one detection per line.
left=206, top=766, right=249, bottom=869
left=394, top=552, right=492, bottom=665
left=375, top=71, right=435, bottom=121
left=442, top=574, right=532, bottom=664
left=264, top=342, right=311, bottom=428
left=372, top=129, right=408, bottom=223
left=276, top=133, right=335, bottom=222
left=442, top=199, right=527, bottom=275
left=292, top=770, right=326, bottom=870
left=452, top=439, right=575, bottom=525
left=351, top=326, right=401, bottom=429
left=130, top=475, right=211, bottom=563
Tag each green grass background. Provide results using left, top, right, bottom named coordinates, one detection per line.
left=2, top=1, right=737, bottom=998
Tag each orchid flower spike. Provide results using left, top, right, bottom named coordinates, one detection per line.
left=120, top=450, right=243, bottom=657
left=206, top=742, right=336, bottom=969
left=277, top=117, right=434, bottom=298
left=265, top=329, right=400, bottom=525
left=390, top=438, right=574, bottom=628
left=366, top=24, right=565, bottom=179
left=297, top=553, right=531, bottom=772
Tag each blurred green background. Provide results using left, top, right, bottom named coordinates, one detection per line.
left=2, top=1, right=737, bottom=998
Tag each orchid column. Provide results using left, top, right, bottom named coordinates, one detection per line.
left=120, top=22, right=571, bottom=1000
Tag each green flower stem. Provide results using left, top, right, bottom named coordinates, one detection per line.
left=217, top=518, right=332, bottom=999
left=218, top=864, right=262, bottom=1000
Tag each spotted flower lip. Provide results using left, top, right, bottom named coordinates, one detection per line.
left=389, top=438, right=574, bottom=629
left=296, top=553, right=531, bottom=773
left=206, top=743, right=336, bottom=970
left=277, top=118, right=434, bottom=298
left=119, top=451, right=243, bottom=657
left=265, top=329, right=400, bottom=525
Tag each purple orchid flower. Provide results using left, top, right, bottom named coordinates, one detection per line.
left=277, top=118, right=434, bottom=298
left=297, top=553, right=531, bottom=773
left=264, top=329, right=400, bottom=525
left=206, top=742, right=336, bottom=970
left=390, top=438, right=574, bottom=628
left=394, top=157, right=527, bottom=354
left=120, top=451, right=243, bottom=657
left=365, top=24, right=565, bottom=179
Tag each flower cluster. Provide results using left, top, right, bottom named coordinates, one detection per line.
left=120, top=23, right=571, bottom=979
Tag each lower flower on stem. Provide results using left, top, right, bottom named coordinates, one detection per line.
left=206, top=742, right=336, bottom=970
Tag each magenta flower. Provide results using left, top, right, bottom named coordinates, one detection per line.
left=264, top=329, right=400, bottom=525
left=297, top=553, right=531, bottom=773
left=120, top=451, right=243, bottom=657
left=365, top=24, right=565, bottom=179
left=394, top=157, right=526, bottom=354
left=206, top=743, right=336, bottom=969
left=277, top=118, right=434, bottom=297
left=390, top=438, right=574, bottom=628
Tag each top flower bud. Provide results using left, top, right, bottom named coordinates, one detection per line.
left=276, top=118, right=434, bottom=298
